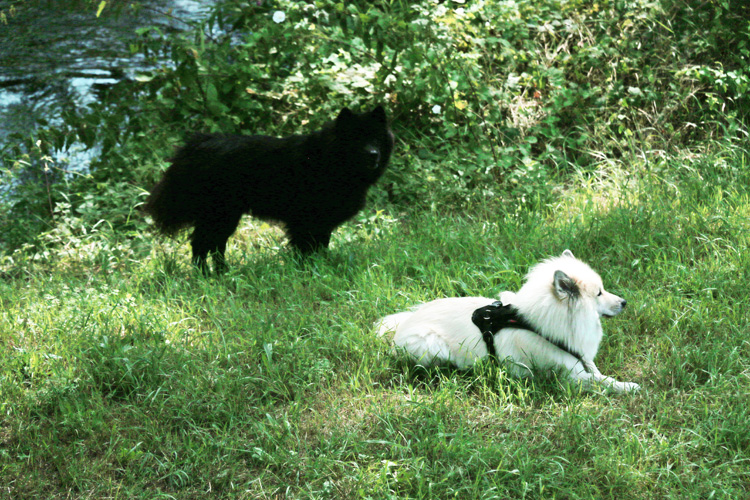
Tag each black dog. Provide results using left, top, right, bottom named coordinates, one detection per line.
left=144, top=106, right=394, bottom=273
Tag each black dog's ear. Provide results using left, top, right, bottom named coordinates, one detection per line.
left=370, top=105, right=387, bottom=122
left=336, top=107, right=355, bottom=123
left=554, top=270, right=580, bottom=300
left=335, top=107, right=356, bottom=135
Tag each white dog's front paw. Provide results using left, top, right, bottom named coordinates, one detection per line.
left=611, top=381, right=641, bottom=393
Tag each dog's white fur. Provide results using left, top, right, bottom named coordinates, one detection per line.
left=375, top=250, right=640, bottom=393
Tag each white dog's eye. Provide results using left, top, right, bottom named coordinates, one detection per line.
left=597, top=290, right=603, bottom=296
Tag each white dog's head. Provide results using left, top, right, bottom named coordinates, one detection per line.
left=552, top=249, right=626, bottom=317
left=523, top=249, right=627, bottom=318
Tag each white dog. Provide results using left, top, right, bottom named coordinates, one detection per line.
left=375, top=250, right=640, bottom=393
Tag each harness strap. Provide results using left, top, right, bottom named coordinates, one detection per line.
left=471, top=300, right=590, bottom=372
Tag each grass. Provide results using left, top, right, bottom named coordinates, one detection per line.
left=1, top=143, right=749, bottom=499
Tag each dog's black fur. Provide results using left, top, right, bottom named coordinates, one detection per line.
left=144, top=106, right=394, bottom=273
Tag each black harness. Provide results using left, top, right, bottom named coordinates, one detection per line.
left=471, top=301, right=589, bottom=371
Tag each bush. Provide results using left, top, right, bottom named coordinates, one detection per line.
left=1, top=0, right=748, bottom=255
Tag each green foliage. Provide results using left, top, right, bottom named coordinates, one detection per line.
left=1, top=1, right=750, bottom=497
left=3, top=0, right=749, bottom=255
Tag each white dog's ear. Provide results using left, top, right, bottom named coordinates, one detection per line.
left=562, top=249, right=575, bottom=258
left=554, top=270, right=580, bottom=300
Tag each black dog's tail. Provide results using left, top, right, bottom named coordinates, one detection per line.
left=144, top=134, right=216, bottom=236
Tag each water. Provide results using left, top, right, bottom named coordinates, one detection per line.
left=0, top=0, right=214, bottom=170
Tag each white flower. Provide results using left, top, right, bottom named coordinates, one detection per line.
left=432, top=104, right=442, bottom=114
left=272, top=11, right=286, bottom=23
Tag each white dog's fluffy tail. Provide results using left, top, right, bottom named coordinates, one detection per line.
left=374, top=311, right=414, bottom=339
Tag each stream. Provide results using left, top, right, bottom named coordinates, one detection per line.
left=0, top=0, right=215, bottom=170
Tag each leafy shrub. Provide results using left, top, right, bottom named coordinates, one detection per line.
left=1, top=0, right=748, bottom=255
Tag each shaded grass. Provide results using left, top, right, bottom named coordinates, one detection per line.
left=1, top=145, right=749, bottom=499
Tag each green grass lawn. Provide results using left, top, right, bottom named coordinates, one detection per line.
left=1, top=147, right=749, bottom=499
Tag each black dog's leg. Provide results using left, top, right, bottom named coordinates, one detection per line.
left=192, top=212, right=242, bottom=274
left=210, top=240, right=229, bottom=274
left=191, top=227, right=212, bottom=275
left=287, top=226, right=332, bottom=255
